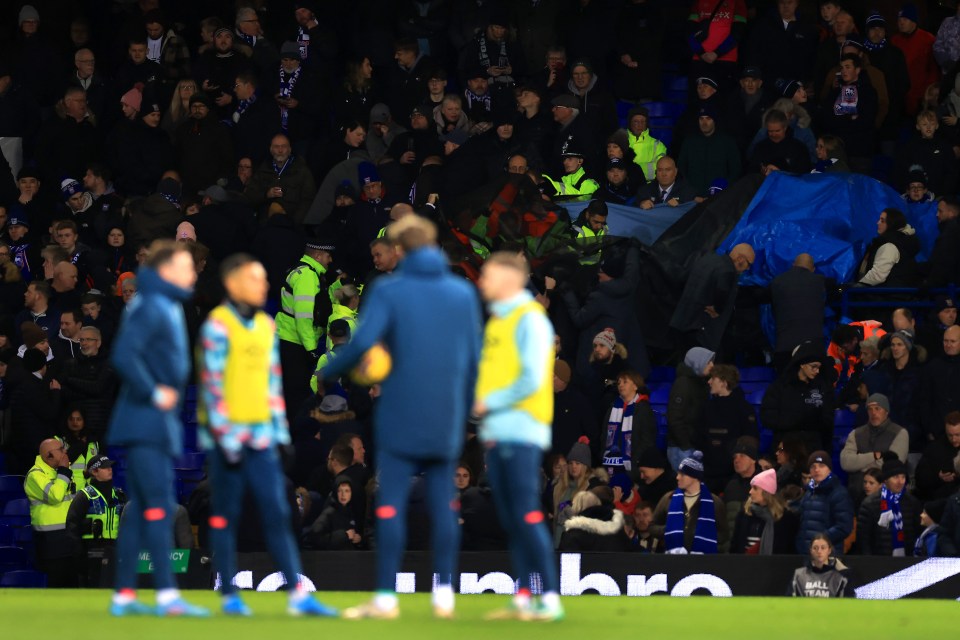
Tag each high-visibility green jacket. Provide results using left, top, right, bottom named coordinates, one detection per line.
left=276, top=254, right=326, bottom=351
left=24, top=456, right=74, bottom=532
left=542, top=167, right=599, bottom=197
left=627, top=130, right=667, bottom=181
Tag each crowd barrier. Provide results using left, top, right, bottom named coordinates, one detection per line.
left=185, top=552, right=960, bottom=600
left=837, top=286, right=958, bottom=320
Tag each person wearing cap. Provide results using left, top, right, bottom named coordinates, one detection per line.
left=515, top=84, right=553, bottom=168
left=861, top=14, right=910, bottom=148
left=761, top=341, right=837, bottom=455
left=23, top=438, right=78, bottom=587
left=635, top=447, right=677, bottom=505
left=65, top=453, right=126, bottom=583
left=671, top=76, right=728, bottom=155
left=195, top=25, right=252, bottom=118
left=796, top=450, right=855, bottom=553
left=917, top=294, right=958, bottom=355
left=276, top=234, right=335, bottom=413
left=914, top=498, right=947, bottom=556
left=461, top=66, right=495, bottom=133
left=597, top=156, right=639, bottom=205
left=651, top=451, right=727, bottom=554
left=730, top=467, right=799, bottom=554
left=890, top=2, right=938, bottom=118
left=10, top=344, right=61, bottom=474
left=388, top=38, right=433, bottom=127
left=857, top=456, right=921, bottom=555
left=6, top=208, right=40, bottom=283
left=678, top=103, right=742, bottom=197
left=541, top=138, right=599, bottom=199
left=921, top=197, right=960, bottom=289
left=319, top=216, right=481, bottom=620
left=895, top=110, right=957, bottom=199
left=623, top=106, right=666, bottom=183
left=245, top=134, right=315, bottom=226
left=840, top=393, right=909, bottom=499
left=108, top=93, right=175, bottom=198
left=550, top=93, right=598, bottom=175
left=879, top=330, right=926, bottom=450
left=813, top=9, right=856, bottom=90
left=729, top=66, right=771, bottom=150
left=268, top=41, right=320, bottom=147
left=310, top=318, right=351, bottom=393
left=197, top=253, right=337, bottom=617
left=919, top=325, right=960, bottom=443
left=108, top=35, right=162, bottom=124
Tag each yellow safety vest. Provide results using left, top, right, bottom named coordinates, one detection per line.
left=576, top=224, right=606, bottom=265
left=81, top=484, right=124, bottom=540
left=542, top=167, right=599, bottom=197
left=627, top=129, right=667, bottom=181
left=476, top=301, right=554, bottom=424
left=67, top=440, right=100, bottom=491
left=208, top=305, right=273, bottom=423
left=24, top=457, right=74, bottom=532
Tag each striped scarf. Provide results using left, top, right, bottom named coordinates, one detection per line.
left=604, top=394, right=647, bottom=469
left=879, top=485, right=905, bottom=556
left=664, top=486, right=718, bottom=554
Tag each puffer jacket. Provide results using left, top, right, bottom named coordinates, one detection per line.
left=796, top=474, right=855, bottom=554
left=857, top=225, right=921, bottom=287
left=857, top=490, right=922, bottom=556
left=558, top=505, right=632, bottom=552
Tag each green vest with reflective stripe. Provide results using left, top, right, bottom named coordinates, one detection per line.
left=627, top=129, right=667, bottom=182
left=24, top=457, right=75, bottom=532
left=82, top=484, right=125, bottom=540
left=276, top=255, right=326, bottom=351
left=326, top=304, right=358, bottom=351
left=543, top=167, right=599, bottom=197
left=68, top=441, right=100, bottom=492
left=576, top=224, right=606, bottom=265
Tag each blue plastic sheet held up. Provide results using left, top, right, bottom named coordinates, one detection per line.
left=563, top=200, right=696, bottom=247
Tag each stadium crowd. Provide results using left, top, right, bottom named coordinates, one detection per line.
left=2, top=0, right=960, bottom=590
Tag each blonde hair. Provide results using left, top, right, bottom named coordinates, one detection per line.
left=553, top=466, right=591, bottom=513
left=744, top=489, right=786, bottom=521
left=570, top=491, right=600, bottom=515
left=168, top=78, right=198, bottom=121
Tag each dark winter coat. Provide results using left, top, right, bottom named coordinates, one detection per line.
left=857, top=490, right=922, bottom=556
left=59, top=353, right=118, bottom=437
left=770, top=266, right=826, bottom=354
left=745, top=12, right=819, bottom=85
left=796, top=474, right=855, bottom=553
left=761, top=351, right=836, bottom=454
left=244, top=156, right=316, bottom=226
left=914, top=436, right=960, bottom=501
left=107, top=267, right=193, bottom=459
left=559, top=505, right=632, bottom=552
left=126, top=193, right=182, bottom=248
left=460, top=485, right=508, bottom=551
left=669, top=251, right=739, bottom=351
left=230, top=94, right=278, bottom=165
left=34, top=115, right=103, bottom=186
left=638, top=470, right=677, bottom=507
left=173, top=115, right=235, bottom=196
left=879, top=351, right=926, bottom=446
left=731, top=506, right=800, bottom=554
left=667, top=363, right=709, bottom=451
left=107, top=119, right=175, bottom=197
left=320, top=248, right=482, bottom=459
left=922, top=217, right=960, bottom=288
left=700, top=388, right=758, bottom=485
left=303, top=495, right=359, bottom=551
left=919, top=353, right=960, bottom=441
left=746, top=127, right=812, bottom=174
left=10, top=371, right=62, bottom=473
left=821, top=76, right=879, bottom=158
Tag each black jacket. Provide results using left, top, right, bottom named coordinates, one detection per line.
left=107, top=119, right=175, bottom=197
left=761, top=347, right=836, bottom=454
left=10, top=372, right=62, bottom=473
left=923, top=218, right=960, bottom=288
left=667, top=363, right=709, bottom=450
left=638, top=470, right=677, bottom=506
left=230, top=94, right=278, bottom=165
left=60, top=353, right=118, bottom=437
left=914, top=436, right=960, bottom=501
left=770, top=266, right=826, bottom=354
left=700, top=388, right=758, bottom=485
left=731, top=507, right=800, bottom=554
left=857, top=490, right=922, bottom=556
left=669, top=251, right=738, bottom=351
left=173, top=115, right=235, bottom=196
left=747, top=128, right=812, bottom=174
left=559, top=505, right=632, bottom=552
left=919, top=353, right=960, bottom=441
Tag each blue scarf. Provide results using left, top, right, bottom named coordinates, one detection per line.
left=235, top=30, right=257, bottom=49
left=278, top=66, right=302, bottom=132
left=604, top=394, right=647, bottom=468
left=880, top=485, right=905, bottom=554
left=664, top=486, right=718, bottom=554
left=160, top=191, right=181, bottom=210
left=864, top=38, right=886, bottom=53
left=296, top=26, right=310, bottom=60
left=227, top=92, right=257, bottom=127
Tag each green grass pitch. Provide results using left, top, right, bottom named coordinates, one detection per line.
left=0, top=590, right=955, bottom=638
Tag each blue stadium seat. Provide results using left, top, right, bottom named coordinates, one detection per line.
left=0, top=452, right=7, bottom=474
left=649, top=387, right=671, bottom=405
left=3, top=499, right=29, bottom=517
left=644, top=101, right=686, bottom=119
left=0, top=475, right=26, bottom=509
left=740, top=367, right=775, bottom=383
left=662, top=75, right=688, bottom=93
left=0, top=546, right=30, bottom=574
left=649, top=127, right=673, bottom=148
left=13, top=526, right=33, bottom=551
left=0, top=525, right=14, bottom=546
left=834, top=409, right=857, bottom=429
left=616, top=100, right=635, bottom=127
left=175, top=452, right=205, bottom=471
left=745, top=390, right=766, bottom=406
left=759, top=428, right=773, bottom=455
left=647, top=366, right=676, bottom=384
left=739, top=381, right=770, bottom=395
left=0, top=570, right=47, bottom=588
left=647, top=116, right=676, bottom=129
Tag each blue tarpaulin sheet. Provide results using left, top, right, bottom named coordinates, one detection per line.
left=717, top=172, right=939, bottom=287
left=563, top=200, right=696, bottom=246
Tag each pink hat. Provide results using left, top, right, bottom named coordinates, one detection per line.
left=120, top=88, right=142, bottom=112
left=750, top=468, right=777, bottom=495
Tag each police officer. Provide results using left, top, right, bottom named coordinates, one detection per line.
left=311, top=319, right=351, bottom=393
left=541, top=140, right=599, bottom=199
left=24, top=438, right=78, bottom=587
left=66, top=454, right=126, bottom=586
left=276, top=238, right=335, bottom=415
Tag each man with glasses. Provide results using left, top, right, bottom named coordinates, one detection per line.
left=61, top=326, right=118, bottom=437
left=669, top=241, right=755, bottom=352
left=234, top=7, right=279, bottom=77
left=24, top=438, right=77, bottom=586
left=67, top=48, right=107, bottom=118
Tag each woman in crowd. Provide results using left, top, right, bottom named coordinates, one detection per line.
left=59, top=406, right=100, bottom=490
left=552, top=437, right=606, bottom=544
left=454, top=463, right=474, bottom=495
left=791, top=534, right=855, bottom=597
left=861, top=467, right=883, bottom=506
left=603, top=370, right=655, bottom=473
left=857, top=208, right=920, bottom=287
left=731, top=468, right=799, bottom=554
left=775, top=435, right=808, bottom=490
left=312, top=119, right=367, bottom=184
left=333, top=56, right=379, bottom=126
left=558, top=491, right=632, bottom=552
left=302, top=477, right=362, bottom=550
left=161, top=78, right=198, bottom=136
left=812, top=134, right=850, bottom=173
left=104, top=224, right=133, bottom=280
left=700, top=364, right=757, bottom=488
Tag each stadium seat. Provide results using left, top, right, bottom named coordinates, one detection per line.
left=662, top=75, right=687, bottom=93
left=13, top=526, right=33, bottom=550
left=0, top=475, right=26, bottom=510
left=649, top=387, right=671, bottom=405
left=616, top=100, right=635, bottom=127
left=647, top=366, right=676, bottom=384
left=0, top=525, right=14, bottom=546
left=4, top=499, right=29, bottom=517
left=745, top=390, right=766, bottom=406
left=649, top=127, right=673, bottom=148
left=740, top=367, right=775, bottom=383
left=175, top=452, right=206, bottom=471
left=834, top=409, right=857, bottom=429
left=644, top=101, right=686, bottom=119
left=739, top=381, right=770, bottom=395
left=0, top=569, right=47, bottom=588
left=0, top=546, right=30, bottom=574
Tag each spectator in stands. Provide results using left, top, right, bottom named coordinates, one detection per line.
left=24, top=437, right=78, bottom=586
left=700, top=365, right=757, bottom=487
left=388, top=39, right=433, bottom=126
left=811, top=134, right=850, bottom=173
left=51, top=309, right=83, bottom=363
left=581, top=328, right=628, bottom=418
left=857, top=457, right=921, bottom=556
left=303, top=477, right=361, bottom=550
left=819, top=39, right=890, bottom=133
left=919, top=325, right=960, bottom=443
left=667, top=347, right=714, bottom=471
left=934, top=4, right=960, bottom=72
left=672, top=76, right=728, bottom=156
left=840, top=394, right=909, bottom=500
left=901, top=170, right=935, bottom=204
left=746, top=0, right=818, bottom=86
left=819, top=54, right=879, bottom=173
left=651, top=451, right=727, bottom=554
left=770, top=253, right=826, bottom=370
left=915, top=411, right=960, bottom=501
left=686, top=0, right=747, bottom=91
left=796, top=450, right=855, bottom=554
left=35, top=87, right=102, bottom=188
left=721, top=440, right=762, bottom=532
left=15, top=280, right=58, bottom=340
left=894, top=111, right=956, bottom=197
left=636, top=156, right=696, bottom=210
left=731, top=468, right=799, bottom=554
left=596, top=157, right=639, bottom=205
left=11, top=348, right=61, bottom=475
left=600, top=370, right=655, bottom=473
left=549, top=94, right=598, bottom=176
left=746, top=108, right=812, bottom=174
left=792, top=533, right=854, bottom=597
left=890, top=3, right=939, bottom=117
left=914, top=499, right=945, bottom=557
left=173, top=93, right=234, bottom=197
left=921, top=198, right=960, bottom=288
left=558, top=490, right=632, bottom=552
left=761, top=341, right=835, bottom=454
left=59, top=326, right=117, bottom=437
left=551, top=438, right=606, bottom=542
left=678, top=106, right=742, bottom=197
left=161, top=79, right=197, bottom=136
left=552, top=359, right=594, bottom=456
left=862, top=14, right=910, bottom=151
left=64, top=48, right=106, bottom=123
left=918, top=296, right=958, bottom=357
left=747, top=97, right=816, bottom=164
left=856, top=208, right=921, bottom=287
left=669, top=242, right=754, bottom=352
left=879, top=330, right=926, bottom=447
left=774, top=435, right=808, bottom=490
left=635, top=447, right=677, bottom=505
left=245, top=134, right=316, bottom=227
left=565, top=59, right=617, bottom=143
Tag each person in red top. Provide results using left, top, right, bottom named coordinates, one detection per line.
left=687, top=0, right=748, bottom=91
left=890, top=3, right=940, bottom=116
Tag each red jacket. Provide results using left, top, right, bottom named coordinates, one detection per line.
left=891, top=28, right=940, bottom=115
left=687, top=0, right=748, bottom=63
